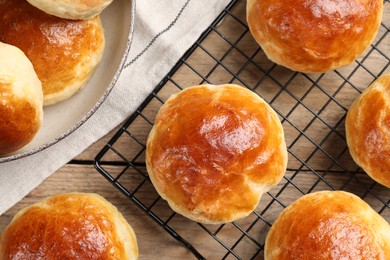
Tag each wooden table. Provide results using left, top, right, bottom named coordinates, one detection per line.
left=1, top=1, right=389, bottom=259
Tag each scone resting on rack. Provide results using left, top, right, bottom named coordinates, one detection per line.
left=346, top=72, right=390, bottom=188
left=0, top=42, right=43, bottom=156
left=264, top=191, right=390, bottom=259
left=0, top=193, right=138, bottom=260
left=0, top=0, right=105, bottom=106
left=146, top=84, right=288, bottom=224
left=246, top=0, right=383, bottom=73
left=26, top=0, right=113, bottom=20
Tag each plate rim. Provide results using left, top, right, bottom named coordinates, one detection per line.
left=0, top=0, right=136, bottom=163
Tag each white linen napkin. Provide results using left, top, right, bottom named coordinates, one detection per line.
left=0, top=0, right=231, bottom=215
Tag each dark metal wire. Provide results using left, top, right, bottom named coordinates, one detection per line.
left=95, top=0, right=390, bottom=259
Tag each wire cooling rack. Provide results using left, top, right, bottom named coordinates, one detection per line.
left=95, top=0, right=390, bottom=259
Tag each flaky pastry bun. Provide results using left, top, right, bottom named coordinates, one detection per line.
left=264, top=191, right=390, bottom=259
left=26, top=0, right=113, bottom=20
left=146, top=84, right=288, bottom=224
left=247, top=0, right=383, bottom=73
left=0, top=193, right=138, bottom=259
left=0, top=42, right=43, bottom=156
left=345, top=72, right=390, bottom=188
left=0, top=0, right=105, bottom=106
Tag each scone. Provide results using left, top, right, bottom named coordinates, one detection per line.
left=0, top=0, right=105, bottom=106
left=247, top=0, right=383, bottom=73
left=0, top=42, right=43, bottom=156
left=146, top=84, right=288, bottom=224
left=345, top=72, right=390, bottom=188
left=264, top=191, right=390, bottom=259
left=0, top=193, right=138, bottom=259
left=26, top=0, right=113, bottom=20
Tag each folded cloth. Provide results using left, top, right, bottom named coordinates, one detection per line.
left=0, top=0, right=230, bottom=215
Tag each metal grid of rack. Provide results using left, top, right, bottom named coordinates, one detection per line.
left=94, top=0, right=390, bottom=259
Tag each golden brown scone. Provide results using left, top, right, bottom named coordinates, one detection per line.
left=264, top=191, right=390, bottom=259
left=146, top=84, right=288, bottom=224
left=247, top=0, right=383, bottom=73
left=26, top=0, right=113, bottom=20
left=0, top=193, right=138, bottom=260
left=345, top=72, right=390, bottom=188
left=0, top=42, right=43, bottom=156
left=0, top=0, right=105, bottom=106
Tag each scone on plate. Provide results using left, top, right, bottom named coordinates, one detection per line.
left=146, top=84, right=288, bottom=224
left=0, top=0, right=105, bottom=106
left=26, top=0, right=113, bottom=20
left=0, top=42, right=43, bottom=156
left=0, top=193, right=138, bottom=259
left=264, top=191, right=390, bottom=259
left=345, top=72, right=390, bottom=188
left=247, top=0, right=383, bottom=73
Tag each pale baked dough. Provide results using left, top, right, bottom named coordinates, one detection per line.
left=264, top=191, right=390, bottom=259
left=26, top=0, right=113, bottom=20
left=0, top=193, right=138, bottom=259
left=247, top=0, right=383, bottom=73
left=0, top=42, right=43, bottom=155
left=146, top=84, right=288, bottom=224
left=346, top=72, right=390, bottom=188
left=0, top=0, right=105, bottom=106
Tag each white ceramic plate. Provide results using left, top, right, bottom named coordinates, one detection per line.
left=0, top=0, right=135, bottom=163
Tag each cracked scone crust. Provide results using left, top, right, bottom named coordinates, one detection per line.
left=26, top=0, right=113, bottom=20
left=346, top=72, right=390, bottom=188
left=264, top=191, right=390, bottom=259
left=146, top=84, right=288, bottom=224
left=0, top=42, right=43, bottom=155
left=0, top=0, right=105, bottom=106
left=0, top=193, right=138, bottom=259
left=246, top=0, right=383, bottom=73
